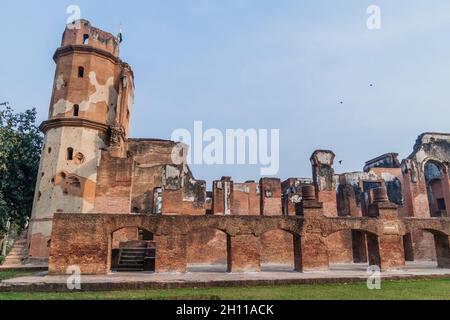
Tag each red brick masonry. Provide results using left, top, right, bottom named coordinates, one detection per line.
left=48, top=198, right=450, bottom=275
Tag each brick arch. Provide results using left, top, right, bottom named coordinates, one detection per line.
left=322, top=219, right=388, bottom=270
left=405, top=227, right=449, bottom=237
left=109, top=225, right=155, bottom=236
left=403, top=218, right=450, bottom=236
left=402, top=219, right=450, bottom=268
left=422, top=159, right=450, bottom=218
left=421, top=158, right=447, bottom=174
left=187, top=221, right=233, bottom=236
left=258, top=221, right=300, bottom=236
left=323, top=218, right=381, bottom=237
left=107, top=220, right=158, bottom=236
left=259, top=227, right=298, bottom=236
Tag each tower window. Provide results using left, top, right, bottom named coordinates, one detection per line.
left=73, top=104, right=79, bottom=117
left=67, top=148, right=74, bottom=161
left=83, top=34, right=89, bottom=45
left=78, top=67, right=84, bottom=78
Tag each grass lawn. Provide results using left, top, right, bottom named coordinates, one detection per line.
left=0, top=270, right=34, bottom=282
left=0, top=274, right=449, bottom=300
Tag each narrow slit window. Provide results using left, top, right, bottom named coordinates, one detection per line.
left=73, top=104, right=79, bottom=117
left=67, top=148, right=74, bottom=161
left=83, top=34, right=89, bottom=45
left=78, top=66, right=84, bottom=78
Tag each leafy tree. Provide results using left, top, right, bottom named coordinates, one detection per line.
left=0, top=103, right=43, bottom=236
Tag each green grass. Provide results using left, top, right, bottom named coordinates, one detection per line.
left=0, top=270, right=33, bottom=281
left=0, top=277, right=449, bottom=300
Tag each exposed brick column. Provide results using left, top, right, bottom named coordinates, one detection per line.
left=434, top=234, right=450, bottom=268
left=337, top=175, right=361, bottom=217
left=401, top=159, right=430, bottom=217
left=310, top=150, right=337, bottom=216
left=293, top=233, right=302, bottom=271
left=369, top=187, right=405, bottom=271
left=260, top=178, right=282, bottom=215
left=297, top=186, right=329, bottom=272
left=228, top=234, right=261, bottom=272
left=212, top=177, right=233, bottom=215
left=377, top=235, right=405, bottom=271
left=154, top=234, right=187, bottom=273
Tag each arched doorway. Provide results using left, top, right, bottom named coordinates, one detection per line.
left=424, top=161, right=449, bottom=217
left=186, top=228, right=230, bottom=272
left=403, top=229, right=449, bottom=268
left=110, top=227, right=155, bottom=272
left=326, top=229, right=380, bottom=270
left=260, top=229, right=295, bottom=271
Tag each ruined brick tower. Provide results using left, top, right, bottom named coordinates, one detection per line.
left=28, top=20, right=135, bottom=260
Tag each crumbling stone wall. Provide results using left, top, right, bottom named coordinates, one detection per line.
left=281, top=178, right=312, bottom=215
left=311, top=150, right=337, bottom=216
left=260, top=178, right=282, bottom=215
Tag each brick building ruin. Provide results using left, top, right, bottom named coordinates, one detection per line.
left=27, top=20, right=450, bottom=274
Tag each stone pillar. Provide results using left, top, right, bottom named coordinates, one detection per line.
left=368, top=187, right=405, bottom=271
left=260, top=178, right=282, bottom=215
left=435, top=234, right=450, bottom=268
left=293, top=234, right=302, bottom=271
left=154, top=234, right=187, bottom=273
left=300, top=231, right=329, bottom=272
left=310, top=150, right=337, bottom=216
left=378, top=234, right=405, bottom=271
left=212, top=177, right=233, bottom=215
left=228, top=234, right=261, bottom=272
left=297, top=187, right=329, bottom=271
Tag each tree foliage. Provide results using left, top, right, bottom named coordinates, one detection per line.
left=0, top=103, right=43, bottom=235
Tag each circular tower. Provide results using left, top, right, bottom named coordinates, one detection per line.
left=28, top=20, right=134, bottom=260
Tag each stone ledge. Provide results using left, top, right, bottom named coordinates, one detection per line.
left=1, top=273, right=449, bottom=293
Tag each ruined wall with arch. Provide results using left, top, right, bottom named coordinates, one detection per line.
left=48, top=199, right=450, bottom=275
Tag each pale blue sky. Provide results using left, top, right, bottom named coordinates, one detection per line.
left=1, top=0, right=450, bottom=183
